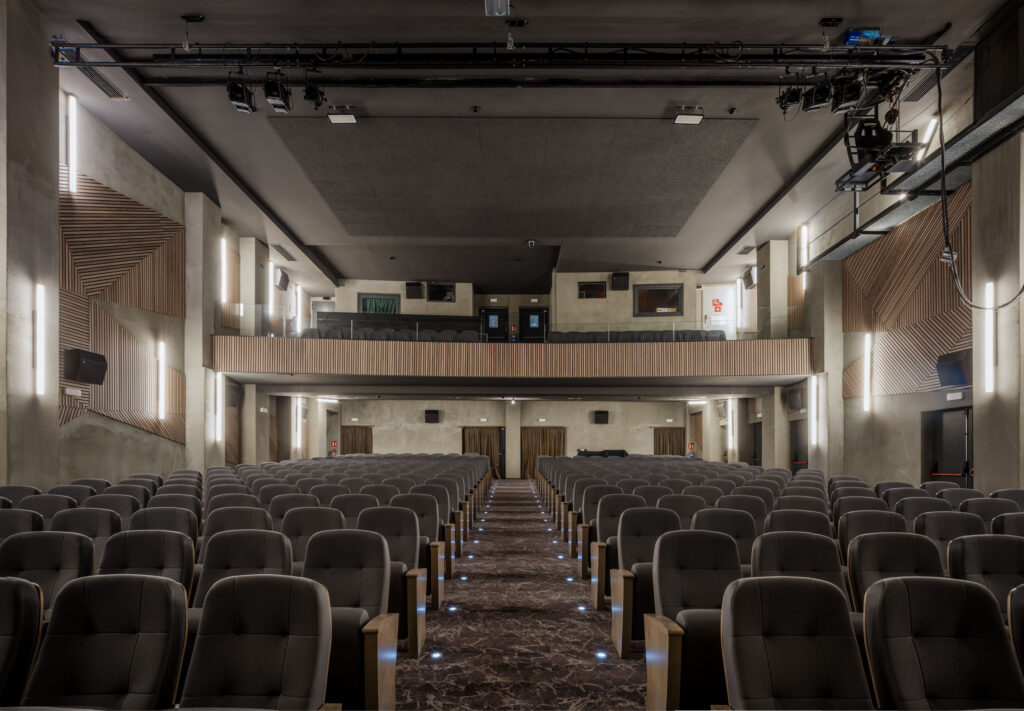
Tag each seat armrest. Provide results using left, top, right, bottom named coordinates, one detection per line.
left=611, top=569, right=636, bottom=658
left=590, top=541, right=607, bottom=609
left=362, top=613, right=399, bottom=711
left=576, top=522, right=590, bottom=578
left=405, top=568, right=427, bottom=658
left=442, top=523, right=456, bottom=579
left=428, top=541, right=445, bottom=610
left=567, top=510, right=579, bottom=560
left=644, top=614, right=684, bottom=711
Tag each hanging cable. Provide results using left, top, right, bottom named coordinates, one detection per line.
left=933, top=59, right=1024, bottom=311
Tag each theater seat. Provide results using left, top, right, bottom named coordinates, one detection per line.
left=180, top=575, right=330, bottom=710
left=49, top=507, right=121, bottom=563
left=0, top=531, right=93, bottom=611
left=847, top=532, right=943, bottom=612
left=961, top=497, right=1020, bottom=530
left=99, top=530, right=196, bottom=594
left=993, top=511, right=1024, bottom=536
left=0, top=509, right=44, bottom=546
left=763, top=509, right=832, bottom=537
left=589, top=493, right=644, bottom=609
left=391, top=492, right=445, bottom=610
left=0, top=577, right=43, bottom=706
left=913, top=511, right=985, bottom=573
left=864, top=577, right=1024, bottom=709
left=836, top=509, right=907, bottom=564
left=722, top=577, right=873, bottom=710
left=281, top=506, right=345, bottom=577
left=19, top=494, right=76, bottom=528
left=129, top=507, right=199, bottom=549
left=948, top=535, right=1024, bottom=619
left=692, top=508, right=756, bottom=576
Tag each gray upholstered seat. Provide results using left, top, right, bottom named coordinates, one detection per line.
left=49, top=507, right=121, bottom=563
left=281, top=506, right=345, bottom=574
left=656, top=494, right=704, bottom=531
left=0, top=531, right=93, bottom=610
left=200, top=506, right=273, bottom=561
left=23, top=574, right=186, bottom=710
left=836, top=509, right=907, bottom=563
left=938, top=487, right=986, bottom=508
left=310, top=483, right=350, bottom=505
left=0, top=509, right=44, bottom=545
left=330, top=493, right=380, bottom=528
left=383, top=477, right=416, bottom=494
left=732, top=485, right=775, bottom=511
left=194, top=529, right=292, bottom=607
left=717, top=494, right=768, bottom=533
left=993, top=511, right=1024, bottom=536
left=993, top=489, right=1024, bottom=510
left=775, top=494, right=830, bottom=517
left=180, top=575, right=331, bottom=710
left=894, top=495, right=952, bottom=526
left=267, top=493, right=318, bottom=531
left=832, top=495, right=887, bottom=522
left=912, top=510, right=985, bottom=573
left=129, top=506, right=200, bottom=548
left=722, top=577, right=872, bottom=710
left=874, top=481, right=913, bottom=497
left=205, top=492, right=259, bottom=513
left=157, top=483, right=202, bottom=498
left=0, top=577, right=43, bottom=706
left=751, top=531, right=848, bottom=605
left=0, top=486, right=40, bottom=507
left=70, top=478, right=111, bottom=494
left=961, top=497, right=1020, bottom=529
left=104, top=484, right=151, bottom=507
left=147, top=493, right=202, bottom=522
left=633, top=485, right=672, bottom=507
left=684, top=485, right=724, bottom=506
left=257, top=483, right=300, bottom=508
left=948, top=534, right=1024, bottom=617
left=19, top=494, right=76, bottom=528
left=920, top=480, right=960, bottom=496
left=692, top=508, right=757, bottom=573
left=614, top=507, right=680, bottom=644
left=864, top=577, right=1024, bottom=709
left=48, top=485, right=96, bottom=506
left=357, top=506, right=422, bottom=644
left=360, top=484, right=401, bottom=505
left=83, top=493, right=141, bottom=528
left=763, top=509, right=832, bottom=537
left=847, top=532, right=943, bottom=612
left=883, top=487, right=932, bottom=511
left=1011, top=585, right=1024, bottom=672
left=99, top=530, right=195, bottom=592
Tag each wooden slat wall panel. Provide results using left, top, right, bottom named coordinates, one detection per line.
left=213, top=337, right=813, bottom=379
left=787, top=276, right=806, bottom=330
left=841, top=184, right=972, bottom=398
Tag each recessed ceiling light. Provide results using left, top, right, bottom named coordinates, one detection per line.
left=328, top=108, right=357, bottom=124
left=674, top=106, right=704, bottom=125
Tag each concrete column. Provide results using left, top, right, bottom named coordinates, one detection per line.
left=239, top=237, right=269, bottom=337
left=241, top=384, right=269, bottom=465
left=972, top=134, right=1024, bottom=492
left=184, top=193, right=220, bottom=471
left=0, top=0, right=59, bottom=485
left=760, top=387, right=791, bottom=469
left=807, top=260, right=845, bottom=476
left=505, top=401, right=521, bottom=478
left=756, top=240, right=789, bottom=339
left=308, top=399, right=325, bottom=458
left=736, top=399, right=754, bottom=464
left=277, top=396, right=294, bottom=461
left=703, top=400, right=724, bottom=463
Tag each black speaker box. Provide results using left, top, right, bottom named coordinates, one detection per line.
left=424, top=409, right=440, bottom=423
left=594, top=410, right=609, bottom=424
left=610, top=272, right=630, bottom=290
left=276, top=269, right=289, bottom=291
left=64, top=349, right=107, bottom=385
left=937, top=349, right=972, bottom=387
left=406, top=282, right=424, bottom=299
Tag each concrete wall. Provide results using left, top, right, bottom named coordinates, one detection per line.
left=550, top=270, right=698, bottom=330
left=335, top=279, right=474, bottom=316
left=338, top=399, right=507, bottom=456
left=473, top=293, right=551, bottom=329
left=59, top=412, right=187, bottom=481
left=519, top=400, right=685, bottom=457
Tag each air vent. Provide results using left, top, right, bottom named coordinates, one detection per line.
left=903, top=44, right=973, bottom=102
left=272, top=244, right=297, bottom=262
left=737, top=245, right=755, bottom=255
left=54, top=45, right=129, bottom=100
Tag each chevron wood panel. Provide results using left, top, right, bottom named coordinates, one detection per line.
left=212, top=336, right=813, bottom=379
left=59, top=169, right=187, bottom=440
left=842, top=185, right=972, bottom=398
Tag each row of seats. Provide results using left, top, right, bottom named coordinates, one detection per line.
left=546, top=329, right=727, bottom=343
left=303, top=326, right=483, bottom=342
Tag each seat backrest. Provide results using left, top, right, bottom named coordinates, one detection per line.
left=428, top=478, right=462, bottom=511
left=48, top=485, right=95, bottom=506
left=0, top=531, right=93, bottom=610
left=751, top=532, right=846, bottom=603
left=338, top=477, right=373, bottom=492
left=948, top=534, right=1024, bottom=615
left=913, top=510, right=985, bottom=562
left=683, top=485, right=724, bottom=506
left=837, top=509, right=908, bottom=562
left=268, top=493, right=319, bottom=530
left=19, top=494, right=76, bottom=527
left=23, top=574, right=186, bottom=710
left=617, top=479, right=648, bottom=496
left=894, top=495, right=952, bottom=525
left=0, top=577, right=43, bottom=706
left=691, top=508, right=757, bottom=565
left=847, top=532, right=943, bottom=612
left=329, top=493, right=380, bottom=528
left=993, top=511, right=1024, bottom=536
left=617, top=507, right=680, bottom=571
left=193, top=530, right=292, bottom=607
left=716, top=494, right=768, bottom=531
left=652, top=530, right=740, bottom=621
left=580, top=485, right=622, bottom=524
left=391, top=493, right=440, bottom=543
left=357, top=506, right=420, bottom=570
left=656, top=494, right=706, bottom=530
left=874, top=481, right=913, bottom=497
left=158, top=484, right=202, bottom=498
left=594, top=494, right=645, bottom=541
left=147, top=493, right=202, bottom=520
left=920, top=481, right=960, bottom=496
left=938, top=487, right=986, bottom=507
left=205, top=483, right=250, bottom=500
left=180, top=575, right=330, bottom=710
left=49, top=508, right=121, bottom=543
left=732, top=485, right=775, bottom=510
left=748, top=479, right=782, bottom=499
left=775, top=495, right=829, bottom=517
left=281, top=507, right=345, bottom=563
left=0, top=486, right=40, bottom=506
left=633, top=485, right=673, bottom=508
left=129, top=507, right=199, bottom=547
left=69, top=478, right=111, bottom=494
left=1011, top=586, right=1024, bottom=673
left=309, top=484, right=349, bottom=505
left=383, top=477, right=416, bottom=494
left=202, top=506, right=272, bottom=541
left=993, top=489, right=1024, bottom=510
left=763, top=510, right=832, bottom=537
left=961, top=497, right=1020, bottom=526
left=832, top=495, right=888, bottom=521
left=782, top=486, right=827, bottom=500
left=302, top=529, right=390, bottom=618
left=864, top=577, right=1024, bottom=709
left=569, top=477, right=606, bottom=510
left=0, top=509, right=44, bottom=546
left=705, top=478, right=736, bottom=495
left=206, top=492, right=259, bottom=513
left=104, top=484, right=151, bottom=506
left=98, top=530, right=195, bottom=591
left=722, top=577, right=872, bottom=711
left=883, top=487, right=932, bottom=511
left=360, top=484, right=401, bottom=505
left=257, top=484, right=300, bottom=507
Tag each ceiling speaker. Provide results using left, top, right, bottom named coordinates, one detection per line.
left=424, top=409, right=440, bottom=424
left=64, top=349, right=107, bottom=385
left=937, top=350, right=972, bottom=388
left=610, top=273, right=629, bottom=291
left=406, top=282, right=424, bottom=299
left=594, top=410, right=609, bottom=425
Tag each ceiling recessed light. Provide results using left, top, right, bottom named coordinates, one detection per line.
left=328, top=108, right=357, bottom=124
left=674, top=106, right=704, bottom=125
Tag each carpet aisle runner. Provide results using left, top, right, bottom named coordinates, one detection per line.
left=396, top=479, right=645, bottom=710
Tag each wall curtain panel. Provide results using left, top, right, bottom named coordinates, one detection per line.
left=462, top=426, right=501, bottom=478
left=654, top=427, right=686, bottom=456
left=520, top=427, right=566, bottom=479
left=340, top=426, right=374, bottom=454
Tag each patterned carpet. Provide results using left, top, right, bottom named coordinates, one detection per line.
left=396, top=480, right=646, bottom=710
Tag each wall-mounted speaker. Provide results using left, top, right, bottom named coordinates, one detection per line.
left=276, top=269, right=290, bottom=291
left=937, top=349, right=972, bottom=387
left=64, top=349, right=107, bottom=385
left=594, top=410, right=609, bottom=424
left=610, top=272, right=630, bottom=291
left=424, top=409, right=440, bottom=423
left=406, top=282, right=424, bottom=299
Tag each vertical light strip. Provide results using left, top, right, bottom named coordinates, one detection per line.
left=295, top=397, right=303, bottom=454
left=809, top=375, right=818, bottom=446
left=726, top=399, right=735, bottom=454
left=863, top=333, right=873, bottom=412
left=35, top=284, right=45, bottom=396
left=984, top=281, right=995, bottom=394
left=157, top=341, right=166, bottom=420
left=215, top=372, right=225, bottom=442
left=296, top=285, right=303, bottom=333
left=67, top=95, right=78, bottom=193
left=735, top=278, right=743, bottom=329
left=267, top=260, right=275, bottom=316
left=799, top=224, right=809, bottom=291
left=220, top=238, right=228, bottom=303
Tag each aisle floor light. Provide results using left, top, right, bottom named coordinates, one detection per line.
left=808, top=375, right=818, bottom=446
left=800, top=225, right=809, bottom=291
left=215, top=372, right=225, bottom=442
left=35, top=284, right=45, bottom=396
left=220, top=238, right=228, bottom=303
left=157, top=341, right=166, bottom=420
left=863, top=334, right=873, bottom=412
left=984, top=282, right=995, bottom=393
left=67, top=95, right=78, bottom=193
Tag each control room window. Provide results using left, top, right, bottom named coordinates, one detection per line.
left=358, top=293, right=399, bottom=314
left=634, top=284, right=683, bottom=316
left=578, top=281, right=607, bottom=299
left=427, top=282, right=456, bottom=302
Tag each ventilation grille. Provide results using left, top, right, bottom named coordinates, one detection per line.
left=736, top=245, right=755, bottom=255
left=272, top=244, right=296, bottom=262
left=54, top=45, right=129, bottom=100
left=903, top=44, right=974, bottom=102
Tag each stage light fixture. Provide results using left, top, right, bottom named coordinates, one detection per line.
left=226, top=75, right=256, bottom=113
left=801, top=83, right=831, bottom=112
left=484, top=0, right=510, bottom=16
left=263, top=71, right=292, bottom=114
left=776, top=87, right=802, bottom=114
left=303, top=72, right=326, bottom=110
left=831, top=75, right=864, bottom=114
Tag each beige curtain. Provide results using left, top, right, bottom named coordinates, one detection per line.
left=654, top=427, right=686, bottom=456
left=520, top=427, right=566, bottom=479
left=462, top=427, right=501, bottom=478
left=339, top=426, right=373, bottom=454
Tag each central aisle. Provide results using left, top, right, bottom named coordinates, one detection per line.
left=397, top=479, right=645, bottom=710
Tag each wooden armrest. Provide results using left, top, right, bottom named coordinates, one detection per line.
left=576, top=523, right=590, bottom=578
left=590, top=541, right=607, bottom=609
left=567, top=511, right=579, bottom=559
left=610, top=569, right=636, bottom=659
left=453, top=511, right=464, bottom=557
left=442, top=523, right=455, bottom=579
left=405, top=568, right=427, bottom=659
left=560, top=501, right=571, bottom=541
left=428, top=541, right=445, bottom=610
left=362, top=613, right=399, bottom=711
left=644, top=614, right=684, bottom=711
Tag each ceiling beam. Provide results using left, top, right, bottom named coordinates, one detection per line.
left=74, top=20, right=342, bottom=286
left=142, top=76, right=786, bottom=89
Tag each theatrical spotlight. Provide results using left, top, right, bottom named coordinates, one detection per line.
left=263, top=70, right=292, bottom=114
left=226, top=74, right=256, bottom=113
left=831, top=74, right=864, bottom=114
left=303, top=71, right=326, bottom=110
left=801, top=82, right=831, bottom=112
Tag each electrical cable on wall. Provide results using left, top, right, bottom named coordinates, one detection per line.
left=933, top=60, right=1024, bottom=312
